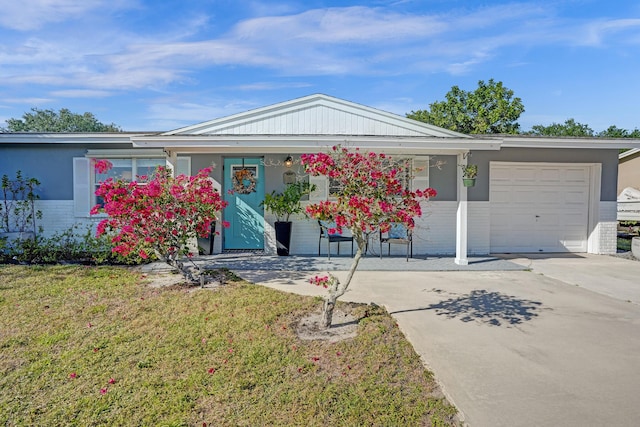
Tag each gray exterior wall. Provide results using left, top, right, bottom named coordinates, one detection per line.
left=468, top=148, right=619, bottom=202
left=429, top=155, right=457, bottom=201
left=1, top=144, right=129, bottom=200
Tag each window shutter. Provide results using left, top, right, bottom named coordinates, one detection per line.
left=412, top=156, right=430, bottom=191
left=73, top=157, right=91, bottom=217
left=308, top=174, right=328, bottom=202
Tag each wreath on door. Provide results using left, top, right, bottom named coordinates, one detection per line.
left=233, top=168, right=257, bottom=194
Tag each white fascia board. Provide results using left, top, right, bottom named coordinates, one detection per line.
left=0, top=133, right=146, bottom=144
left=499, top=136, right=640, bottom=149
left=619, top=148, right=640, bottom=160
left=132, top=135, right=500, bottom=154
left=86, top=148, right=166, bottom=158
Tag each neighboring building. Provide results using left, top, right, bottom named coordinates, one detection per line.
left=619, top=148, right=640, bottom=194
left=618, top=149, right=640, bottom=221
left=2, top=94, right=639, bottom=261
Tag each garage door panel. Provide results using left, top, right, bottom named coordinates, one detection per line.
left=490, top=163, right=590, bottom=253
left=538, top=168, right=561, bottom=182
left=491, top=167, right=512, bottom=181
left=565, top=168, right=589, bottom=182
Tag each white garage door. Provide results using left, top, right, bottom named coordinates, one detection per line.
left=490, top=163, right=590, bottom=253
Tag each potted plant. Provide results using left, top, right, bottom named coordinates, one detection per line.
left=1, top=171, right=42, bottom=243
left=461, top=164, right=478, bottom=187
left=261, top=181, right=315, bottom=255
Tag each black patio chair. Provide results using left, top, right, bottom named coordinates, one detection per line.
left=318, top=220, right=354, bottom=260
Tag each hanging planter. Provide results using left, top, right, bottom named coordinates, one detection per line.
left=460, top=164, right=478, bottom=188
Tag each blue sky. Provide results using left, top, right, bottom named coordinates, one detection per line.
left=1, top=0, right=639, bottom=132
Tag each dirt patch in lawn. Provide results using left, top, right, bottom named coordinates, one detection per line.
left=296, top=307, right=359, bottom=342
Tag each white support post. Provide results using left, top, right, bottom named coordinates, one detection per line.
left=455, top=152, right=469, bottom=265
left=165, top=150, right=177, bottom=177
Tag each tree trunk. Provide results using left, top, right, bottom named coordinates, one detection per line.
left=320, top=233, right=366, bottom=329
left=321, top=294, right=337, bottom=328
left=160, top=250, right=200, bottom=285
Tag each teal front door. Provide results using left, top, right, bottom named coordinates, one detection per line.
left=223, top=158, right=265, bottom=250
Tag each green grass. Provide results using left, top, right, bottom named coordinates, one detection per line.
left=618, top=236, right=633, bottom=252
left=0, top=265, right=458, bottom=426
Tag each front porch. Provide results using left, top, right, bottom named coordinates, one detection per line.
left=142, top=252, right=526, bottom=275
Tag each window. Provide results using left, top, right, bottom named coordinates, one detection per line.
left=94, top=158, right=165, bottom=206
left=326, top=157, right=413, bottom=197
left=309, top=156, right=429, bottom=202
left=74, top=153, right=192, bottom=217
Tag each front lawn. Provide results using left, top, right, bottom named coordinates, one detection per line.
left=0, top=265, right=457, bottom=426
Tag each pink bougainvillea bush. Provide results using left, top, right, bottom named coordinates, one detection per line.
left=91, top=164, right=228, bottom=283
left=301, top=146, right=437, bottom=327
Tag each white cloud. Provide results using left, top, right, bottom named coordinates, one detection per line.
left=1, top=2, right=639, bottom=94
left=143, top=99, right=260, bottom=130
left=0, top=0, right=136, bottom=31
left=50, top=89, right=112, bottom=98
left=231, top=6, right=447, bottom=44
left=232, top=82, right=313, bottom=91
left=2, top=97, right=53, bottom=104
left=581, top=18, right=640, bottom=46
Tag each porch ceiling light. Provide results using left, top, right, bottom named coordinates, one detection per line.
left=284, top=155, right=293, bottom=168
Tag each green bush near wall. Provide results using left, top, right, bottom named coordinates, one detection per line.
left=0, top=224, right=151, bottom=265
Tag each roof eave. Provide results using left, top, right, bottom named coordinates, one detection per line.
left=0, top=132, right=150, bottom=144
left=498, top=136, right=640, bottom=149
left=132, top=135, right=500, bottom=154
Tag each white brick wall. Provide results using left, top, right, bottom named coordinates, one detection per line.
left=267, top=201, right=485, bottom=256
left=34, top=200, right=100, bottom=237
left=468, top=202, right=491, bottom=255
left=45, top=199, right=618, bottom=256
left=596, top=201, right=618, bottom=254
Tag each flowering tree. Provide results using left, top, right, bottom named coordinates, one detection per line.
left=91, top=162, right=228, bottom=284
left=301, top=146, right=437, bottom=328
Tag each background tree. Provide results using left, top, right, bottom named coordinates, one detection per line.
left=528, top=118, right=594, bottom=137
left=1, top=108, right=121, bottom=132
left=597, top=125, right=640, bottom=139
left=407, top=79, right=524, bottom=134
left=302, top=146, right=436, bottom=328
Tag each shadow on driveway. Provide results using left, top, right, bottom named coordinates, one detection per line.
left=392, top=289, right=545, bottom=327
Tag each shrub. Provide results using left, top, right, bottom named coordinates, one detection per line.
left=0, top=224, right=151, bottom=265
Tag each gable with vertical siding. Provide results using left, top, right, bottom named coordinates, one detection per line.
left=164, top=94, right=469, bottom=138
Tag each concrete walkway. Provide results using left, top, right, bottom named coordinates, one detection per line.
left=225, top=253, right=640, bottom=427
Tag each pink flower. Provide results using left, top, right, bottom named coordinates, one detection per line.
left=100, top=388, right=108, bottom=395
left=208, top=367, right=216, bottom=374
left=108, top=378, right=116, bottom=384
left=69, top=372, right=77, bottom=379
left=93, top=159, right=113, bottom=174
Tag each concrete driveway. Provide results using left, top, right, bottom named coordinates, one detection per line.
left=240, top=254, right=640, bottom=427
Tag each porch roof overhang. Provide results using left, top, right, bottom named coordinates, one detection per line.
left=130, top=134, right=502, bottom=155
left=495, top=135, right=640, bottom=149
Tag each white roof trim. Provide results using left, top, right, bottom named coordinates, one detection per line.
left=132, top=134, right=500, bottom=154
left=86, top=148, right=166, bottom=158
left=619, top=148, right=640, bottom=160
left=0, top=133, right=145, bottom=144
left=497, top=136, right=640, bottom=149
left=163, top=94, right=471, bottom=139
